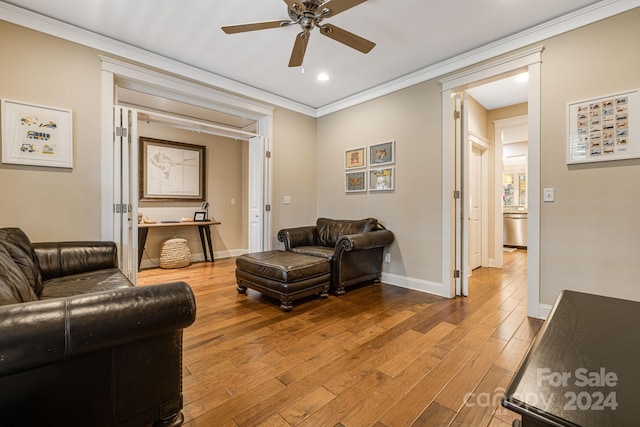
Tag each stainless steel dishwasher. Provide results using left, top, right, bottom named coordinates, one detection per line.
left=503, top=213, right=527, bottom=247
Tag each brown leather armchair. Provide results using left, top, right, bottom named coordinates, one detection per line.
left=0, top=228, right=196, bottom=426
left=277, top=218, right=394, bottom=295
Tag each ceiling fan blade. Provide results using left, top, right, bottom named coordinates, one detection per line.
left=283, top=0, right=306, bottom=13
left=319, top=23, right=375, bottom=53
left=289, top=32, right=310, bottom=67
left=222, top=20, right=289, bottom=34
left=321, top=0, right=367, bottom=17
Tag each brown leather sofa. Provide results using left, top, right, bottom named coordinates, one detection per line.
left=277, top=218, right=394, bottom=295
left=0, top=227, right=196, bottom=426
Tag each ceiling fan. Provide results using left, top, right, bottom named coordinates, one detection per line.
left=221, top=0, right=375, bottom=67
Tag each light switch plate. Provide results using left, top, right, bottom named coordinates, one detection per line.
left=543, top=188, right=555, bottom=202
left=283, top=195, right=292, bottom=205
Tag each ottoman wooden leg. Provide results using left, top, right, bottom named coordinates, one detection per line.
left=280, top=297, right=294, bottom=312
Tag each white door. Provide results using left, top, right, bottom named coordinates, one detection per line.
left=248, top=136, right=265, bottom=253
left=113, top=106, right=138, bottom=283
left=454, top=94, right=470, bottom=296
left=469, top=146, right=483, bottom=271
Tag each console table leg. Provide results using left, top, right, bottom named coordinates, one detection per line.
left=138, top=227, right=149, bottom=271
left=197, top=226, right=208, bottom=261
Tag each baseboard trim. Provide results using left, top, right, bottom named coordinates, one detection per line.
left=381, top=272, right=445, bottom=297
left=139, top=249, right=246, bottom=269
left=538, top=303, right=552, bottom=320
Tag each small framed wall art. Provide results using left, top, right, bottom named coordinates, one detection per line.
left=345, top=171, right=367, bottom=193
left=567, top=89, right=639, bottom=164
left=345, top=146, right=366, bottom=169
left=369, top=140, right=395, bottom=166
left=1, top=99, right=73, bottom=168
left=369, top=167, right=394, bottom=191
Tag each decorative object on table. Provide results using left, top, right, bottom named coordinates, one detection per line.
left=345, top=147, right=366, bottom=169
left=139, top=137, right=206, bottom=201
left=1, top=99, right=73, bottom=168
left=369, top=140, right=395, bottom=166
left=567, top=89, right=639, bottom=164
left=159, top=237, right=191, bottom=269
left=369, top=167, right=394, bottom=191
left=193, top=211, right=207, bottom=222
left=201, top=201, right=210, bottom=220
left=345, top=170, right=367, bottom=193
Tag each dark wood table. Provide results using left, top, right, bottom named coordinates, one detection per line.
left=502, top=290, right=640, bottom=426
left=138, top=220, right=221, bottom=270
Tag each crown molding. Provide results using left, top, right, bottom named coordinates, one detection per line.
left=317, top=0, right=640, bottom=116
left=0, top=1, right=316, bottom=117
left=2, top=0, right=639, bottom=118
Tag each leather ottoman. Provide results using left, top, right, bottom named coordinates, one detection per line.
left=236, top=250, right=330, bottom=311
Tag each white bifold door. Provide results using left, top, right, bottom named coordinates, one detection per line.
left=112, top=106, right=138, bottom=283
left=454, top=94, right=470, bottom=296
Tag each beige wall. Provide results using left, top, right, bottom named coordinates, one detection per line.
left=0, top=22, right=102, bottom=241
left=318, top=82, right=443, bottom=282
left=272, top=108, right=318, bottom=248
left=538, top=9, right=640, bottom=304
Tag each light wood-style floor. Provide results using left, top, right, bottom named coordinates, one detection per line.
left=138, top=249, right=540, bottom=427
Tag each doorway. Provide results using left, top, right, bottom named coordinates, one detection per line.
left=101, top=57, right=274, bottom=281
left=440, top=47, right=543, bottom=319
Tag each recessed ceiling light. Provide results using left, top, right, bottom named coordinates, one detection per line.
left=317, top=73, right=330, bottom=82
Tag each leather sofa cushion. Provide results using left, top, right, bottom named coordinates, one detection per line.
left=236, top=250, right=330, bottom=282
left=40, top=268, right=133, bottom=300
left=0, top=228, right=43, bottom=295
left=292, top=246, right=334, bottom=260
left=0, top=243, right=38, bottom=305
left=316, top=218, right=378, bottom=247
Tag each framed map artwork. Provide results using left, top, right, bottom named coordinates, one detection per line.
left=139, top=137, right=206, bottom=201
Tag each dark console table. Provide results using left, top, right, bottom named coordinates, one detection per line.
left=138, top=220, right=221, bottom=270
left=502, top=290, right=640, bottom=426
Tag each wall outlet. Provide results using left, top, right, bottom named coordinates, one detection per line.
left=231, top=198, right=236, bottom=205
left=384, top=253, right=391, bottom=263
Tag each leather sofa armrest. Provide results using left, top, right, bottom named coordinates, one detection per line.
left=33, top=241, right=118, bottom=280
left=335, top=229, right=395, bottom=252
left=277, top=226, right=318, bottom=250
left=0, top=282, right=196, bottom=377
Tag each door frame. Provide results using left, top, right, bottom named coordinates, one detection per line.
left=469, top=132, right=490, bottom=270
left=100, top=57, right=275, bottom=257
left=440, top=46, right=543, bottom=319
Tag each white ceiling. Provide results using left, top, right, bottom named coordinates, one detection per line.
left=0, top=0, right=629, bottom=111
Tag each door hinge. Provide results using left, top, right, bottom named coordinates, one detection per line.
left=265, top=204, right=271, bottom=212
left=266, top=150, right=271, bottom=159
left=453, top=110, right=461, bottom=120
left=113, top=203, right=129, bottom=214
left=453, top=190, right=461, bottom=199
left=115, top=127, right=128, bottom=138
left=454, top=270, right=461, bottom=279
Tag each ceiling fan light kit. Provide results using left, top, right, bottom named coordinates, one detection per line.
left=221, top=0, right=375, bottom=67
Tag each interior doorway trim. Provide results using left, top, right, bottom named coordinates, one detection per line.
left=100, top=56, right=274, bottom=253
left=469, top=132, right=490, bottom=269
left=440, top=46, right=543, bottom=319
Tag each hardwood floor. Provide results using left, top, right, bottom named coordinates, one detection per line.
left=138, top=249, right=540, bottom=427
